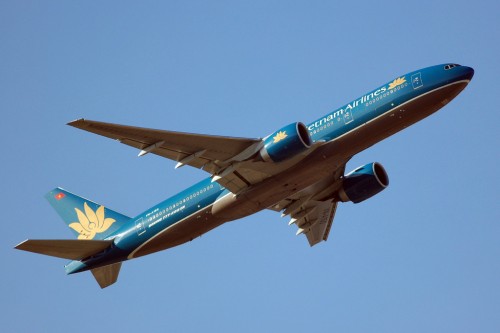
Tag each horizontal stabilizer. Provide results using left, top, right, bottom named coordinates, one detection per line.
left=15, top=239, right=113, bottom=260
left=91, top=262, right=122, bottom=289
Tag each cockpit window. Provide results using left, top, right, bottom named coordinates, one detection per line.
left=444, top=64, right=460, bottom=70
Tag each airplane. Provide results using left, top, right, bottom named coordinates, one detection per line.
left=15, top=63, right=474, bottom=288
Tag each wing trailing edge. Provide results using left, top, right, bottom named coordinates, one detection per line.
left=270, top=163, right=347, bottom=246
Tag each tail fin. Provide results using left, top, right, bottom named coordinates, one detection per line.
left=45, top=188, right=130, bottom=240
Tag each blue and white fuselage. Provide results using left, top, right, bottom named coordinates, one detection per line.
left=18, top=64, right=474, bottom=287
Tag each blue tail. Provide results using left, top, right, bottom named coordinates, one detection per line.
left=45, top=188, right=131, bottom=240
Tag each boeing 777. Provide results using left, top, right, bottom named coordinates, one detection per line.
left=15, top=64, right=474, bottom=288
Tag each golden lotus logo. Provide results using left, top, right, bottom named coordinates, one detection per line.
left=69, top=202, right=116, bottom=239
left=273, top=131, right=288, bottom=143
left=388, top=77, right=406, bottom=90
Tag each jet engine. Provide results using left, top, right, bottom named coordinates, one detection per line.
left=259, top=122, right=312, bottom=163
left=338, top=162, right=389, bottom=203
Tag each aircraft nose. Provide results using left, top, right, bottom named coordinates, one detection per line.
left=462, top=66, right=475, bottom=81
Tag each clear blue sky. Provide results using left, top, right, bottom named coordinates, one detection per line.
left=2, top=1, right=498, bottom=332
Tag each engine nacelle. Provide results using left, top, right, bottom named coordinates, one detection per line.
left=259, top=122, right=312, bottom=163
left=338, top=162, right=389, bottom=203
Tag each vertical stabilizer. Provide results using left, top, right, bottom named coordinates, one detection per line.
left=45, top=188, right=130, bottom=240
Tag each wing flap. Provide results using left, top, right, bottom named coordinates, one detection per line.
left=91, top=262, right=122, bottom=289
left=271, top=163, right=347, bottom=246
left=15, top=239, right=113, bottom=260
left=304, top=201, right=338, bottom=246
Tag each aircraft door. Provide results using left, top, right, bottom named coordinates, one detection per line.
left=135, top=218, right=146, bottom=236
left=343, top=110, right=354, bottom=124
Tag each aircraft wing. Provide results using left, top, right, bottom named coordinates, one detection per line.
left=68, top=119, right=325, bottom=194
left=68, top=119, right=261, bottom=171
left=269, top=164, right=345, bottom=246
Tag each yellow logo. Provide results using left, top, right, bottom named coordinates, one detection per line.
left=69, top=203, right=116, bottom=239
left=273, top=131, right=288, bottom=143
left=388, top=77, right=406, bottom=90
